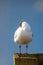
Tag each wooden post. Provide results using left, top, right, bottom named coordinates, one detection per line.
left=13, top=53, right=38, bottom=65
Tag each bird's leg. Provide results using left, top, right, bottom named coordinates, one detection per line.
left=26, top=44, right=28, bottom=54
left=19, top=44, right=21, bottom=54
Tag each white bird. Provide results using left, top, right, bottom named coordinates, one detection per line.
left=14, top=21, right=33, bottom=54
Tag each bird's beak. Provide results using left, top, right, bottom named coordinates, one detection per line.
left=19, top=22, right=22, bottom=27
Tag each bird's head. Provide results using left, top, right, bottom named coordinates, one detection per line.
left=19, top=21, right=28, bottom=28
left=19, top=21, right=31, bottom=31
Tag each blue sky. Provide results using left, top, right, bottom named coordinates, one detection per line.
left=0, top=0, right=43, bottom=65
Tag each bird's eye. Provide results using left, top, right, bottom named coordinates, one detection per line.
left=19, top=22, right=22, bottom=27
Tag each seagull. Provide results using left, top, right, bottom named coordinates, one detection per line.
left=14, top=21, right=33, bottom=54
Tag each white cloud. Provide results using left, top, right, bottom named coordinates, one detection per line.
left=34, top=1, right=43, bottom=12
